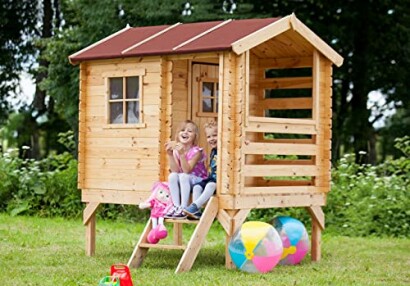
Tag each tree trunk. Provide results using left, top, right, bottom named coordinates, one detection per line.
left=30, top=0, right=53, bottom=159
left=349, top=2, right=375, bottom=164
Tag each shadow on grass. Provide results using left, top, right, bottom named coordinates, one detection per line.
left=131, top=246, right=226, bottom=271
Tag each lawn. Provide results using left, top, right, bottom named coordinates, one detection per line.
left=1, top=214, right=409, bottom=286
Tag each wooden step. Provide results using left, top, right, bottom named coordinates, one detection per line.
left=165, top=218, right=199, bottom=224
left=139, top=243, right=186, bottom=250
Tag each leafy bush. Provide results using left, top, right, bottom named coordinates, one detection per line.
left=250, top=137, right=410, bottom=238
left=1, top=135, right=409, bottom=237
left=0, top=131, right=146, bottom=221
left=326, top=138, right=409, bottom=238
left=0, top=147, right=81, bottom=218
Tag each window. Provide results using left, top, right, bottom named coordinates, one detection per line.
left=108, top=76, right=141, bottom=125
left=200, top=80, right=219, bottom=116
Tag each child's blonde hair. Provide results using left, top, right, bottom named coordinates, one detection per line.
left=204, top=120, right=218, bottom=131
left=175, top=120, right=200, bottom=145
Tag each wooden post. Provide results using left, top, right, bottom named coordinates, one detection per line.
left=83, top=202, right=99, bottom=256
left=306, top=206, right=325, bottom=261
left=85, top=215, right=96, bottom=256
left=127, top=219, right=153, bottom=268
left=223, top=209, right=250, bottom=269
left=175, top=196, right=219, bottom=273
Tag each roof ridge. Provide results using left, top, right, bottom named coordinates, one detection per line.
left=121, top=22, right=182, bottom=54
left=172, top=19, right=232, bottom=51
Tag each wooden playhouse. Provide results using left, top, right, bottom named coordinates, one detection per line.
left=69, top=14, right=343, bottom=273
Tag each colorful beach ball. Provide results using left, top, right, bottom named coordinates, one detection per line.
left=228, top=221, right=283, bottom=273
left=273, top=216, right=310, bottom=265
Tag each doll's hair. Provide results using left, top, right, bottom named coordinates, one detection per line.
left=174, top=120, right=199, bottom=145
left=146, top=181, right=170, bottom=201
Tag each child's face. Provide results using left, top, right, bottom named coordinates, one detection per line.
left=178, top=123, right=197, bottom=145
left=156, top=188, right=171, bottom=203
left=205, top=126, right=218, bottom=148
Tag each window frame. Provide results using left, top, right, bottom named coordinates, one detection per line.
left=197, top=77, right=219, bottom=117
left=103, top=69, right=146, bottom=129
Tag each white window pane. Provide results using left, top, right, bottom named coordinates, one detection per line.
left=126, top=77, right=139, bottom=99
left=110, top=78, right=123, bottom=99
left=126, top=101, right=139, bottom=123
left=202, top=82, right=214, bottom=97
left=202, top=98, right=213, bottom=113
left=110, top=102, right=123, bottom=124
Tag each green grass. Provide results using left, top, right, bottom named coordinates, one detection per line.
left=1, top=214, right=409, bottom=286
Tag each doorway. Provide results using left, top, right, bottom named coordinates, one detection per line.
left=190, top=63, right=219, bottom=158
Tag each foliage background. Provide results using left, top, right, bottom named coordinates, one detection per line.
left=1, top=134, right=409, bottom=238
left=0, top=1, right=409, bottom=240
left=1, top=0, right=409, bottom=163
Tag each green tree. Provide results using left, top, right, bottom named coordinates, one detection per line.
left=42, top=0, right=410, bottom=163
left=239, top=0, right=410, bottom=163
left=0, top=0, right=37, bottom=123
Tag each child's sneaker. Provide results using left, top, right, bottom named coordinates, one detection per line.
left=172, top=206, right=187, bottom=219
left=164, top=205, right=177, bottom=218
left=184, top=203, right=201, bottom=220
left=187, top=211, right=202, bottom=220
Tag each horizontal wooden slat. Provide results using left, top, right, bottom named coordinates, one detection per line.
left=255, top=76, right=312, bottom=89
left=247, top=159, right=314, bottom=166
left=85, top=137, right=159, bottom=148
left=83, top=147, right=159, bottom=159
left=263, top=97, right=312, bottom=110
left=83, top=178, right=157, bottom=192
left=243, top=164, right=319, bottom=177
left=85, top=168, right=158, bottom=179
left=243, top=142, right=317, bottom=155
left=86, top=158, right=159, bottom=169
left=219, top=193, right=326, bottom=209
left=80, top=127, right=161, bottom=138
left=165, top=219, right=199, bottom=224
left=251, top=178, right=313, bottom=186
left=259, top=56, right=313, bottom=69
left=82, top=189, right=152, bottom=204
left=138, top=243, right=186, bottom=250
left=243, top=185, right=323, bottom=195
left=261, top=138, right=314, bottom=144
left=246, top=117, right=317, bottom=135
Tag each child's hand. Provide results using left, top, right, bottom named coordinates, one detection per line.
left=174, top=143, right=185, bottom=155
left=165, top=141, right=176, bottom=155
left=139, top=202, right=150, bottom=209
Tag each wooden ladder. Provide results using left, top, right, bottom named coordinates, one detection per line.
left=127, top=196, right=219, bottom=273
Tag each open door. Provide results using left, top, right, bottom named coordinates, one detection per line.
left=191, top=63, right=219, bottom=157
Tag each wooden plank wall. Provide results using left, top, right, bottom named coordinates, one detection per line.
left=159, top=58, right=173, bottom=181
left=314, top=51, right=333, bottom=193
left=217, top=52, right=244, bottom=196
left=78, top=63, right=88, bottom=189
left=81, top=58, right=163, bottom=203
left=170, top=59, right=190, bottom=136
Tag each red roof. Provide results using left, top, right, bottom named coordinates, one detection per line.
left=69, top=18, right=280, bottom=63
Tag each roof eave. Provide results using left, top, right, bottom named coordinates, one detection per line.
left=68, top=25, right=133, bottom=66
left=231, top=13, right=344, bottom=67
left=67, top=47, right=231, bottom=64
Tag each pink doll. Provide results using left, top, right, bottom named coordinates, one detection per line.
left=139, top=181, right=173, bottom=244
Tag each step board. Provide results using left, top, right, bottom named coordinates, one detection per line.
left=165, top=218, right=199, bottom=224
left=139, top=243, right=186, bottom=250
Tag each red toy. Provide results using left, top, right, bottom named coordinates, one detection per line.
left=110, top=264, right=133, bottom=286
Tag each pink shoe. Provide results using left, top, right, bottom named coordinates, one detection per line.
left=147, top=228, right=159, bottom=244
left=155, top=224, right=168, bottom=240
